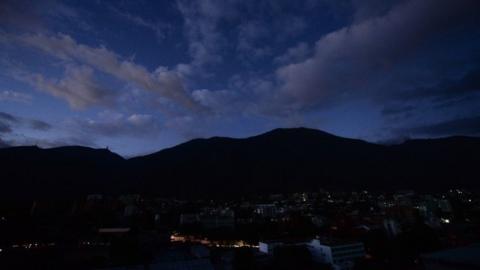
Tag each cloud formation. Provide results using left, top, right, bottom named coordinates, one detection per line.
left=0, top=111, right=52, bottom=139
left=274, top=42, right=310, bottom=65
left=175, top=0, right=233, bottom=74
left=276, top=0, right=479, bottom=109
left=22, top=65, right=114, bottom=109
left=17, top=33, right=200, bottom=111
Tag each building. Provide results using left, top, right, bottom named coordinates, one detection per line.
left=258, top=239, right=307, bottom=255
left=179, top=213, right=199, bottom=225
left=254, top=204, right=278, bottom=218
left=199, top=208, right=235, bottom=229
left=258, top=238, right=365, bottom=270
left=383, top=218, right=402, bottom=238
left=308, top=239, right=365, bottom=270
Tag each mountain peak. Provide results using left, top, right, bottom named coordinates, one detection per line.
left=259, top=127, right=337, bottom=137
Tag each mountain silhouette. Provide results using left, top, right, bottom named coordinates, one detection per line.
left=1, top=128, right=479, bottom=199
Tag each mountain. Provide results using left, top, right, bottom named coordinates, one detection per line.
left=0, top=146, right=126, bottom=199
left=1, top=128, right=479, bottom=199
left=130, top=128, right=479, bottom=197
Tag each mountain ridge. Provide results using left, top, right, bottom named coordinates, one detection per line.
left=1, top=127, right=479, bottom=199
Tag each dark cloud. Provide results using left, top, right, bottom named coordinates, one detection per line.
left=276, top=0, right=480, bottom=109
left=0, top=137, right=9, bottom=148
left=402, top=116, right=480, bottom=137
left=0, top=0, right=45, bottom=32
left=0, top=0, right=84, bottom=33
left=351, top=0, right=403, bottom=23
left=0, top=112, right=17, bottom=133
left=0, top=133, right=96, bottom=149
left=0, top=111, right=52, bottom=133
left=29, top=119, right=52, bottom=131
left=0, top=111, right=19, bottom=122
left=397, top=68, right=480, bottom=102
left=381, top=105, right=415, bottom=116
left=0, top=121, right=12, bottom=133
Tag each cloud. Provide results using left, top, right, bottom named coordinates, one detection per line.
left=17, top=33, right=200, bottom=111
left=277, top=16, right=306, bottom=40
left=0, top=0, right=46, bottom=32
left=0, top=138, right=9, bottom=148
left=0, top=134, right=95, bottom=149
left=397, top=68, right=480, bottom=102
left=381, top=105, right=415, bottom=116
left=0, top=111, right=51, bottom=134
left=0, top=0, right=89, bottom=33
left=29, top=119, right=52, bottom=131
left=192, top=89, right=242, bottom=114
left=127, top=114, right=154, bottom=126
left=0, top=121, right=12, bottom=133
left=350, top=0, right=403, bottom=23
left=274, top=42, right=310, bottom=65
left=0, top=90, right=32, bottom=103
left=72, top=111, right=160, bottom=138
left=110, top=6, right=171, bottom=41
left=401, top=116, right=480, bottom=137
left=0, top=111, right=19, bottom=122
left=0, top=112, right=17, bottom=134
left=176, top=0, right=232, bottom=72
left=236, top=20, right=272, bottom=60
left=275, top=0, right=480, bottom=109
left=174, top=0, right=305, bottom=69
left=21, top=65, right=115, bottom=109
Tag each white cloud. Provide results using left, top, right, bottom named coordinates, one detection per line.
left=127, top=114, right=154, bottom=126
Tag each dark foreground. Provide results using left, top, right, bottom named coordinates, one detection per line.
left=0, top=189, right=479, bottom=269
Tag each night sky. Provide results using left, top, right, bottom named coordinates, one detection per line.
left=0, top=0, right=479, bottom=156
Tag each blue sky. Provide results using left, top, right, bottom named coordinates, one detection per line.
left=0, top=0, right=479, bottom=156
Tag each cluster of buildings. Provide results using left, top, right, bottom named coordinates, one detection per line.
left=259, top=238, right=365, bottom=270
left=0, top=189, right=478, bottom=269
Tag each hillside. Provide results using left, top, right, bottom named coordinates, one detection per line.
left=1, top=128, right=479, bottom=199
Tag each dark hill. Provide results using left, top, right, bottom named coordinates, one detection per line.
left=129, top=128, right=479, bottom=197
left=0, top=146, right=126, bottom=199
left=1, top=128, right=479, bottom=199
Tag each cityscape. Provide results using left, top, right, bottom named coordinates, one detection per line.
left=1, top=0, right=480, bottom=269
left=1, top=189, right=479, bottom=269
